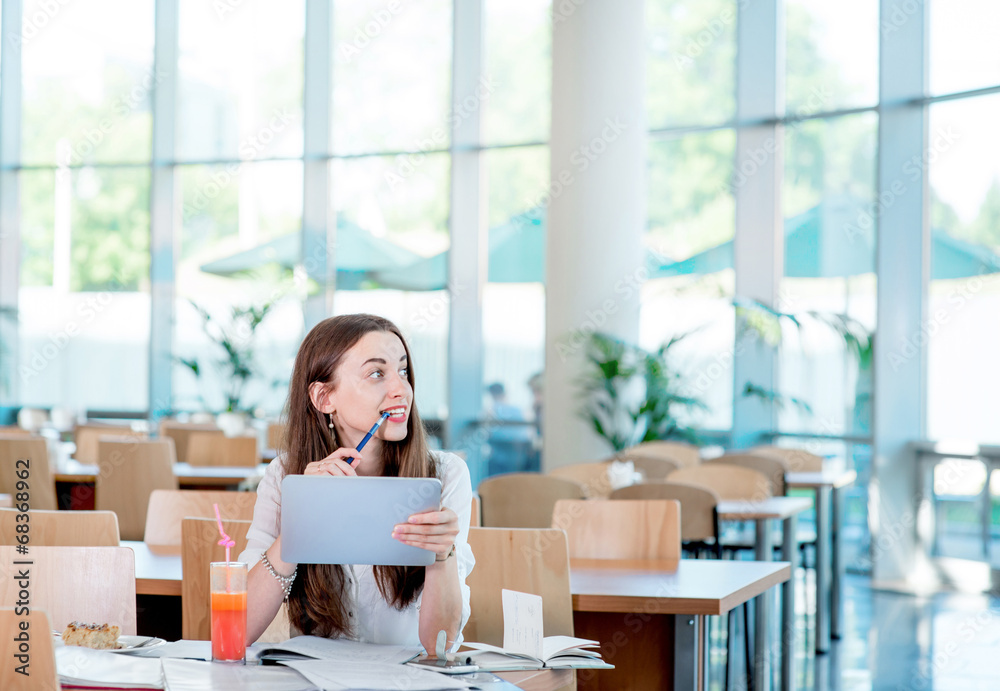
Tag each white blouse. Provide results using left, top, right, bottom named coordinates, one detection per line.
left=239, top=450, right=475, bottom=649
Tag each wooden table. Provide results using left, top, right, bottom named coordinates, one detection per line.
left=129, top=544, right=788, bottom=691
left=717, top=495, right=810, bottom=691
left=785, top=469, right=856, bottom=654
left=571, top=558, right=790, bottom=691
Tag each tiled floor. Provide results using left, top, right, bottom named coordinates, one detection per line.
left=794, top=571, right=1000, bottom=690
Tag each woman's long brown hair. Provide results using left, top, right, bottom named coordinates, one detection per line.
left=279, top=314, right=436, bottom=638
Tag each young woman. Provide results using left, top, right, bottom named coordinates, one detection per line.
left=240, top=314, right=473, bottom=653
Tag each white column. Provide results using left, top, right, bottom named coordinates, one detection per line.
left=545, top=0, right=647, bottom=469
left=149, top=0, right=179, bottom=418
left=446, top=1, right=486, bottom=458
left=872, top=0, right=929, bottom=584
left=732, top=0, right=783, bottom=449
left=302, top=0, right=334, bottom=329
left=0, top=1, right=22, bottom=405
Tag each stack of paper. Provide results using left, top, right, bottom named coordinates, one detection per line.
left=253, top=636, right=421, bottom=665
left=56, top=646, right=164, bottom=689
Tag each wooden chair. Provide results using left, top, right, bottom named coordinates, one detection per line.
left=478, top=473, right=585, bottom=528
left=548, top=462, right=617, bottom=498
left=666, top=464, right=773, bottom=502
left=181, top=517, right=289, bottom=642
left=617, top=454, right=680, bottom=481
left=0, top=435, right=58, bottom=510
left=0, top=508, right=119, bottom=546
left=621, top=440, right=701, bottom=467
left=748, top=445, right=824, bottom=472
left=267, top=422, right=286, bottom=451
left=704, top=453, right=789, bottom=496
left=464, top=527, right=574, bottom=646
left=159, top=420, right=223, bottom=465
left=610, top=482, right=722, bottom=557
left=96, top=438, right=178, bottom=541
left=0, top=546, right=136, bottom=634
left=470, top=495, right=481, bottom=528
left=186, top=432, right=258, bottom=467
left=0, top=426, right=33, bottom=435
left=144, top=489, right=257, bottom=546
left=73, top=423, right=143, bottom=464
left=551, top=499, right=681, bottom=560
left=0, top=609, right=59, bottom=690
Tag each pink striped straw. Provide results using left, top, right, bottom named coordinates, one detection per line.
left=213, top=503, right=236, bottom=592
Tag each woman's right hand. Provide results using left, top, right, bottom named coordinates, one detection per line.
left=303, top=447, right=363, bottom=476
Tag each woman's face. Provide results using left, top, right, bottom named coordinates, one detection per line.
left=323, top=330, right=412, bottom=453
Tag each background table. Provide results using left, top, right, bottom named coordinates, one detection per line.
left=570, top=557, right=790, bottom=691
left=786, top=469, right=856, bottom=653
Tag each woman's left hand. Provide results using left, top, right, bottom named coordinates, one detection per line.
left=392, top=507, right=459, bottom=560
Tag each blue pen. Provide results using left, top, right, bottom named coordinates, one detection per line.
left=351, top=411, right=391, bottom=462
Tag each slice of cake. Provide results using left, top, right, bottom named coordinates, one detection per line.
left=61, top=621, right=121, bottom=650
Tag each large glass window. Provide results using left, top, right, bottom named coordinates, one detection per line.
left=930, top=0, right=1000, bottom=96
left=643, top=129, right=736, bottom=431
left=646, top=0, right=736, bottom=130
left=928, top=94, right=1000, bottom=444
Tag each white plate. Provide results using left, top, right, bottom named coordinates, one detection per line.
left=54, top=633, right=167, bottom=653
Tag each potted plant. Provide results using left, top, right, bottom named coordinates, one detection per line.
left=175, top=300, right=277, bottom=435
left=576, top=331, right=707, bottom=454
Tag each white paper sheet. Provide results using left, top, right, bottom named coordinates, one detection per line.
left=161, top=659, right=319, bottom=691
left=56, top=646, right=164, bottom=689
left=253, top=636, right=421, bottom=664
left=282, top=660, right=473, bottom=691
left=501, top=589, right=543, bottom=659
left=134, top=640, right=213, bottom=660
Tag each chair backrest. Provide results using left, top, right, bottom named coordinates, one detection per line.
left=465, top=527, right=574, bottom=646
left=144, top=490, right=257, bottom=546
left=620, top=454, right=681, bottom=481
left=552, top=499, right=681, bottom=560
left=0, top=426, right=33, bottom=435
left=0, top=508, right=119, bottom=546
left=470, top=495, right=481, bottom=528
left=0, top=546, right=136, bottom=634
left=181, top=517, right=290, bottom=642
left=622, top=440, right=701, bottom=467
left=478, top=473, right=586, bottom=528
left=748, top=445, right=824, bottom=472
left=666, top=464, right=773, bottom=501
left=267, top=422, right=286, bottom=451
left=186, top=432, right=258, bottom=467
left=610, top=482, right=720, bottom=543
left=0, top=609, right=59, bottom=690
left=0, top=435, right=58, bottom=510
left=704, top=453, right=788, bottom=496
left=548, top=462, right=616, bottom=498
left=159, top=421, right=223, bottom=465
left=96, top=438, right=178, bottom=541
left=73, top=423, right=142, bottom=464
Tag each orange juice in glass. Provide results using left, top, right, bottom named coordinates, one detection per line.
left=210, top=562, right=247, bottom=663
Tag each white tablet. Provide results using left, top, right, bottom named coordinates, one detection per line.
left=280, top=475, right=443, bottom=566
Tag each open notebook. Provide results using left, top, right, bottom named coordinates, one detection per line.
left=459, top=589, right=613, bottom=672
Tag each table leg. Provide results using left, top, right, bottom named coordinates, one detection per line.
left=782, top=513, right=797, bottom=691
left=754, top=518, right=774, bottom=691
left=831, top=486, right=843, bottom=640
left=674, top=615, right=699, bottom=691
left=815, top=486, right=832, bottom=654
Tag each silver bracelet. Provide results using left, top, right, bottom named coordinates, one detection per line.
left=261, top=551, right=297, bottom=601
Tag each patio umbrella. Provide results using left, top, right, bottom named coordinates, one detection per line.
left=199, top=219, right=424, bottom=289
left=652, top=195, right=1000, bottom=280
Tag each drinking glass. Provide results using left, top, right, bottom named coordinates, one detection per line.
left=210, top=562, right=247, bottom=663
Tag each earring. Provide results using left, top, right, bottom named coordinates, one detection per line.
left=328, top=413, right=334, bottom=431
